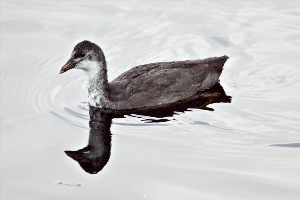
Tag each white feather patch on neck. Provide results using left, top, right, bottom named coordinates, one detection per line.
left=76, top=60, right=101, bottom=82
left=76, top=60, right=108, bottom=107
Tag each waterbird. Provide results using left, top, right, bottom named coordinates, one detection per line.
left=60, top=40, right=229, bottom=112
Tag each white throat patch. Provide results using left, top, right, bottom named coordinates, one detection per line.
left=75, top=60, right=107, bottom=107
left=76, top=60, right=103, bottom=81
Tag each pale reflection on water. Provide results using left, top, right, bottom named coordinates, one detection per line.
left=1, top=0, right=300, bottom=199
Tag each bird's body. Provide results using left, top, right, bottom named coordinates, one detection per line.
left=109, top=57, right=227, bottom=109
left=60, top=41, right=228, bottom=111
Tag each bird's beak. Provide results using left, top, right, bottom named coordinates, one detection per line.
left=65, top=150, right=81, bottom=161
left=60, top=58, right=76, bottom=74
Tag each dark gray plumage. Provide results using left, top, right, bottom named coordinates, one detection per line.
left=60, top=40, right=229, bottom=111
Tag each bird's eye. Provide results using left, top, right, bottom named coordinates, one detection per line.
left=74, top=53, right=85, bottom=58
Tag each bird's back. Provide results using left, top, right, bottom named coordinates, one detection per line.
left=109, top=56, right=228, bottom=109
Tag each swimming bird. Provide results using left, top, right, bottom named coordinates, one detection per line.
left=60, top=40, right=228, bottom=111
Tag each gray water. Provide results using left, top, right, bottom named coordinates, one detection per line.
left=1, top=0, right=300, bottom=199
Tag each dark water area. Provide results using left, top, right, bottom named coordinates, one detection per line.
left=1, top=0, right=300, bottom=199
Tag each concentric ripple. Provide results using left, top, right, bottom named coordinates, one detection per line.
left=1, top=56, right=90, bottom=129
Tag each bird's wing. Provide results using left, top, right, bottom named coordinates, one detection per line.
left=109, top=56, right=228, bottom=109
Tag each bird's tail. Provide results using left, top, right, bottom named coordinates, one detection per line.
left=198, top=55, right=229, bottom=91
left=205, top=55, right=229, bottom=73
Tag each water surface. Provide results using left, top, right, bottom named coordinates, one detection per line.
left=1, top=0, right=300, bottom=199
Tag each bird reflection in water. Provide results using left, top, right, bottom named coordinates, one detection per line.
left=64, top=83, right=231, bottom=174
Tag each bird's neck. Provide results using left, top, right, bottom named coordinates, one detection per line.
left=84, top=60, right=110, bottom=107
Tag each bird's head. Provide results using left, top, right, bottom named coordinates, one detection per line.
left=60, top=40, right=105, bottom=74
